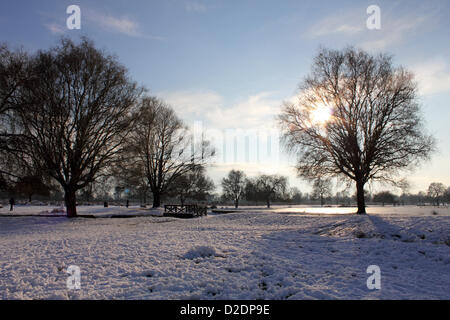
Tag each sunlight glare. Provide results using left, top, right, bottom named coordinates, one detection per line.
left=311, top=104, right=332, bottom=124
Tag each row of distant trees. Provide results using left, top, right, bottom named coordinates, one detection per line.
left=221, top=169, right=288, bottom=208
left=0, top=38, right=215, bottom=216
left=219, top=169, right=450, bottom=208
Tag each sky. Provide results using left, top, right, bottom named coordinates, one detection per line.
left=1, top=0, right=450, bottom=195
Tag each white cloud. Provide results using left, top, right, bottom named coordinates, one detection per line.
left=44, top=23, right=66, bottom=35
left=159, top=90, right=282, bottom=130
left=158, top=90, right=291, bottom=182
left=159, top=90, right=224, bottom=118
left=306, top=13, right=364, bottom=38
left=360, top=15, right=429, bottom=51
left=185, top=1, right=207, bottom=13
left=95, top=15, right=139, bottom=36
left=412, top=58, right=450, bottom=95
left=85, top=10, right=165, bottom=40
left=306, top=7, right=436, bottom=51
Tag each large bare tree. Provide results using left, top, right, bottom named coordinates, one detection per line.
left=124, top=97, right=213, bottom=208
left=16, top=38, right=142, bottom=217
left=279, top=47, right=434, bottom=214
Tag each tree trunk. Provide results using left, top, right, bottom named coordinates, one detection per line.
left=64, top=189, right=77, bottom=218
left=356, top=179, right=366, bottom=214
left=266, top=198, right=270, bottom=208
left=180, top=194, right=185, bottom=206
left=153, top=191, right=161, bottom=208
left=234, top=199, right=239, bottom=208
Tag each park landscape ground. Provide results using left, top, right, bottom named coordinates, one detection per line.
left=0, top=205, right=449, bottom=299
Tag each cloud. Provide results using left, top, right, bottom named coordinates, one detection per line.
left=412, top=58, right=450, bottom=95
left=44, top=23, right=66, bottom=35
left=85, top=10, right=165, bottom=40
left=159, top=90, right=282, bottom=130
left=159, top=90, right=224, bottom=118
left=305, top=7, right=437, bottom=51
left=185, top=1, right=207, bottom=13
left=305, top=13, right=364, bottom=38
left=360, top=15, right=429, bottom=51
left=95, top=15, right=139, bottom=36
left=158, top=90, right=289, bottom=177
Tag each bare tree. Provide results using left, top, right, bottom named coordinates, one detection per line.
left=0, top=44, right=32, bottom=181
left=16, top=38, right=142, bottom=217
left=222, top=170, right=246, bottom=208
left=279, top=47, right=435, bottom=214
left=169, top=167, right=215, bottom=205
left=124, top=97, right=213, bottom=208
left=427, top=182, right=446, bottom=206
left=311, top=177, right=332, bottom=206
left=255, top=174, right=288, bottom=208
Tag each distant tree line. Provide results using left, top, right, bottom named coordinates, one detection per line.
left=221, top=170, right=289, bottom=208
left=368, top=183, right=450, bottom=207
left=218, top=170, right=450, bottom=208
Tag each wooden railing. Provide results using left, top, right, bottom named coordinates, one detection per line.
left=164, top=204, right=207, bottom=218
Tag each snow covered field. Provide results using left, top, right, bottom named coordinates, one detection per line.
left=0, top=206, right=449, bottom=299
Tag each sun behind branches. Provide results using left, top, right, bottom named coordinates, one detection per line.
left=310, top=103, right=333, bottom=125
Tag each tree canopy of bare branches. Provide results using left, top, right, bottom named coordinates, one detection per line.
left=15, top=38, right=142, bottom=217
left=279, top=47, right=435, bottom=213
left=123, top=96, right=214, bottom=208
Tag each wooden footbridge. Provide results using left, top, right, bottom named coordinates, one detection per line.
left=163, top=204, right=208, bottom=218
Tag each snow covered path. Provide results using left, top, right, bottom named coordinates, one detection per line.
left=0, top=211, right=449, bottom=299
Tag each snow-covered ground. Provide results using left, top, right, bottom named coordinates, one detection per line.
left=0, top=204, right=164, bottom=217
left=0, top=205, right=449, bottom=299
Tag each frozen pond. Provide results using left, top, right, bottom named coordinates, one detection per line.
left=272, top=205, right=450, bottom=216
left=214, top=205, right=450, bottom=216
